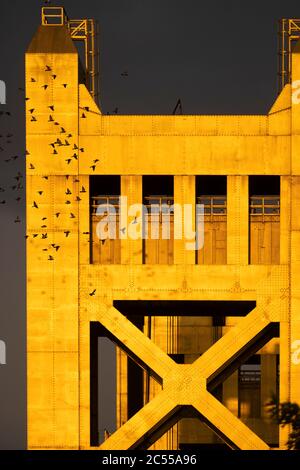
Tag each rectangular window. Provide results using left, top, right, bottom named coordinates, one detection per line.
left=143, top=176, right=174, bottom=264
left=196, top=176, right=227, bottom=264
left=90, top=176, right=121, bottom=264
left=249, top=176, right=280, bottom=264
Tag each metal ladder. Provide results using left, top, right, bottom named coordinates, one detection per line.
left=41, top=6, right=100, bottom=104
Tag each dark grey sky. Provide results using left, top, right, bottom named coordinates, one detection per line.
left=0, top=0, right=299, bottom=450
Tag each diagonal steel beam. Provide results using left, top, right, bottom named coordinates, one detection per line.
left=97, top=305, right=175, bottom=380
left=93, top=302, right=276, bottom=449
left=194, top=305, right=273, bottom=380
left=192, top=392, right=269, bottom=450
left=99, top=390, right=177, bottom=450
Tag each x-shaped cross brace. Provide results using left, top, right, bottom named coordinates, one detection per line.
left=96, top=303, right=277, bottom=450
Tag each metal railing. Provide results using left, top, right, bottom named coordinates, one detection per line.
left=144, top=196, right=174, bottom=209
left=197, top=196, right=227, bottom=214
left=42, top=7, right=68, bottom=26
left=91, top=195, right=279, bottom=216
left=91, top=196, right=120, bottom=214
left=249, top=196, right=280, bottom=215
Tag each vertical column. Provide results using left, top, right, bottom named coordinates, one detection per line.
left=279, top=177, right=291, bottom=447
left=121, top=176, right=143, bottom=264
left=79, top=175, right=90, bottom=265
left=290, top=178, right=300, bottom=402
left=227, top=176, right=249, bottom=265
left=26, top=28, right=80, bottom=449
left=280, top=177, right=291, bottom=265
left=174, top=176, right=196, bottom=265
left=290, top=47, right=300, bottom=449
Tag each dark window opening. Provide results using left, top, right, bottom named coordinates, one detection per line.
left=90, top=323, right=117, bottom=447
left=196, top=176, right=227, bottom=265
left=90, top=176, right=121, bottom=264
left=143, top=176, right=174, bottom=199
left=143, top=176, right=174, bottom=264
left=249, top=176, right=280, bottom=265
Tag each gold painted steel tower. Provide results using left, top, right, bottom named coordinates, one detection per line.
left=26, top=7, right=300, bottom=450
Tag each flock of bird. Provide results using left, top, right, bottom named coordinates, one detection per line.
left=0, top=57, right=129, bottom=286
left=0, top=50, right=131, bottom=305
left=0, top=108, right=24, bottom=220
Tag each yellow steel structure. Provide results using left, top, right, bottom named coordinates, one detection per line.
left=26, top=7, right=300, bottom=450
